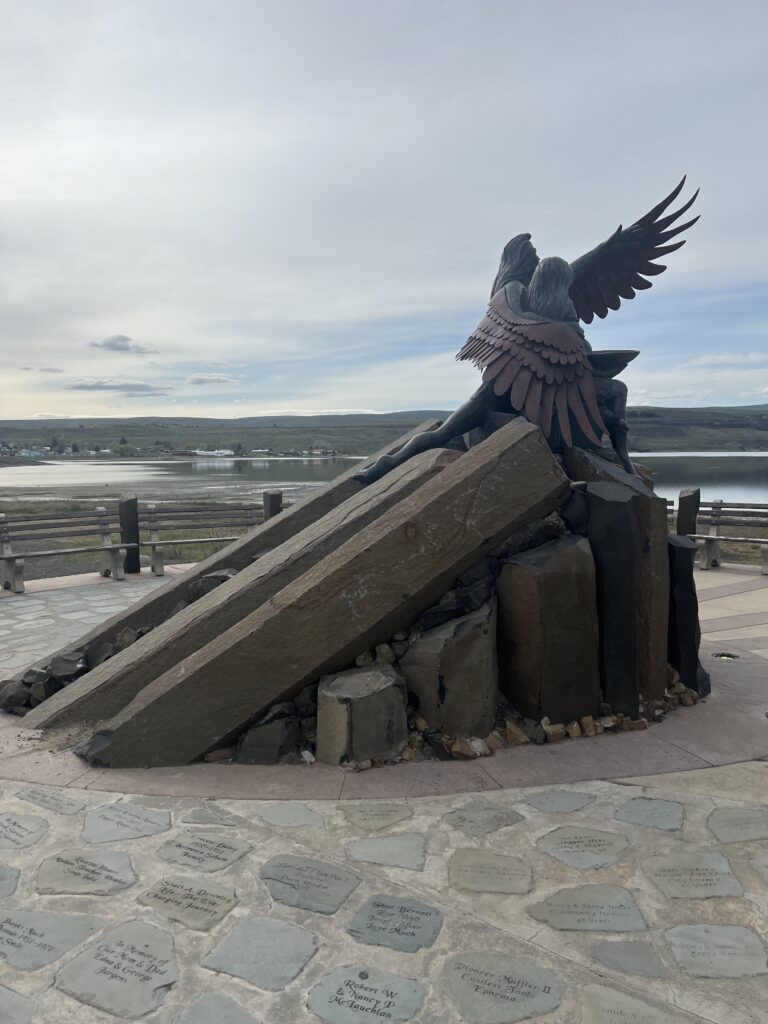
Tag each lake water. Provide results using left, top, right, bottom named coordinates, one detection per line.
left=0, top=452, right=767, bottom=505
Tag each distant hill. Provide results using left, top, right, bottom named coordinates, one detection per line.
left=1, top=405, right=767, bottom=454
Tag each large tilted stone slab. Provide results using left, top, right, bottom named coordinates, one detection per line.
left=497, top=535, right=600, bottom=723
left=203, top=915, right=318, bottom=990
left=308, top=965, right=426, bottom=1024
left=26, top=435, right=450, bottom=731
left=668, top=535, right=711, bottom=696
left=83, top=421, right=569, bottom=767
left=316, top=665, right=408, bottom=764
left=0, top=910, right=99, bottom=970
left=443, top=952, right=564, bottom=1024
left=400, top=600, right=498, bottom=738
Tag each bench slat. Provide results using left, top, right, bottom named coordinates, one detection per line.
left=0, top=543, right=137, bottom=560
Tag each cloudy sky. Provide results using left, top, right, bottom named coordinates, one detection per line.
left=1, top=0, right=766, bottom=419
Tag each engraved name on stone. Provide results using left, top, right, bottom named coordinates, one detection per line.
left=37, top=848, right=137, bottom=895
left=157, top=831, right=252, bottom=872
left=56, top=920, right=178, bottom=1018
left=139, top=875, right=237, bottom=931
left=707, top=806, right=768, bottom=844
left=0, top=910, right=99, bottom=970
left=443, top=952, right=564, bottom=1024
left=83, top=802, right=171, bottom=844
left=343, top=803, right=414, bottom=832
left=449, top=849, right=533, bottom=895
left=307, top=965, right=426, bottom=1024
left=642, top=851, right=743, bottom=899
left=16, top=786, right=85, bottom=816
left=666, top=924, right=768, bottom=978
left=582, top=984, right=680, bottom=1024
left=260, top=854, right=361, bottom=914
left=348, top=895, right=443, bottom=953
left=537, top=827, right=629, bottom=869
left=0, top=812, right=48, bottom=849
left=444, top=804, right=525, bottom=838
left=528, top=886, right=647, bottom=932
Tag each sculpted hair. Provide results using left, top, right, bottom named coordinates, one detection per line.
left=525, top=256, right=579, bottom=322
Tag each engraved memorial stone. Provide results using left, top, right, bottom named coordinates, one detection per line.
left=257, top=802, right=323, bottom=828
left=37, top=848, right=137, bottom=895
left=528, top=885, right=647, bottom=932
left=261, top=854, right=361, bottom=914
left=203, top=915, right=318, bottom=990
left=0, top=910, right=99, bottom=970
left=139, top=875, right=237, bottom=930
left=177, top=993, right=256, bottom=1024
left=592, top=940, right=667, bottom=978
left=348, top=895, right=443, bottom=953
left=157, top=830, right=251, bottom=872
left=666, top=924, right=768, bottom=978
left=56, top=920, right=178, bottom=1018
left=707, top=806, right=768, bottom=844
left=443, top=952, right=564, bottom=1024
left=582, top=984, right=679, bottom=1024
left=643, top=851, right=742, bottom=899
left=615, top=798, right=683, bottom=832
left=343, top=803, right=413, bottom=832
left=307, top=964, right=425, bottom=1024
left=525, top=790, right=595, bottom=813
left=182, top=803, right=248, bottom=827
left=0, top=984, right=34, bottom=1024
left=0, top=811, right=47, bottom=849
left=346, top=834, right=426, bottom=871
left=444, top=803, right=525, bottom=838
left=537, top=827, right=629, bottom=868
left=16, top=785, right=86, bottom=816
left=83, top=802, right=171, bottom=843
left=449, top=849, right=533, bottom=895
left=0, top=864, right=19, bottom=897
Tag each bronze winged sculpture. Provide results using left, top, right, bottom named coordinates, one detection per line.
left=354, top=178, right=699, bottom=484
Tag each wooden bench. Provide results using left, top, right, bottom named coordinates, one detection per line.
left=688, top=499, right=768, bottom=574
left=140, top=500, right=274, bottom=576
left=0, top=507, right=137, bottom=594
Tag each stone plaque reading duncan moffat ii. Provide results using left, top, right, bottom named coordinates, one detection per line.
left=443, top=952, right=564, bottom=1024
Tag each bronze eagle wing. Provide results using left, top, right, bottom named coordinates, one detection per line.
left=569, top=176, right=699, bottom=324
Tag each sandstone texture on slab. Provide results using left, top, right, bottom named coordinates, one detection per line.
left=525, top=790, right=595, bottom=813
left=449, top=848, right=532, bottom=894
left=15, top=785, right=85, bottom=815
left=537, top=826, right=629, bottom=868
left=0, top=984, right=34, bottom=1024
left=707, top=806, right=768, bottom=843
left=25, top=421, right=443, bottom=730
left=56, top=920, right=178, bottom=1018
left=0, top=909, right=99, bottom=970
left=443, top=951, right=564, bottom=1024
left=261, top=854, right=360, bottom=914
left=37, top=848, right=137, bottom=895
left=308, top=965, right=425, bottom=1024
left=444, top=803, right=525, bottom=838
left=0, top=811, right=47, bottom=849
left=348, top=895, right=443, bottom=952
left=529, top=885, right=646, bottom=932
left=400, top=600, right=498, bottom=738
left=316, top=665, right=408, bottom=765
left=592, top=940, right=667, bottom=978
left=615, top=797, right=683, bottom=832
left=497, top=535, right=600, bottom=724
left=342, top=802, right=413, bottom=831
left=202, top=915, right=318, bottom=990
left=176, top=993, right=257, bottom=1024
left=581, top=984, right=678, bottom=1024
left=157, top=830, right=251, bottom=872
left=139, top=875, right=237, bottom=930
left=0, top=864, right=20, bottom=896
left=666, top=924, right=768, bottom=978
left=83, top=802, right=171, bottom=843
left=346, top=833, right=426, bottom=871
left=78, top=422, right=568, bottom=767
left=643, top=851, right=742, bottom=899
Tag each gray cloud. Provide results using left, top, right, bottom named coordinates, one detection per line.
left=89, top=335, right=158, bottom=354
left=19, top=366, right=64, bottom=373
left=64, top=378, right=174, bottom=396
left=185, top=373, right=239, bottom=385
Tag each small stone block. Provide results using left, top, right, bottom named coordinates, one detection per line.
left=666, top=924, right=768, bottom=978
left=580, top=715, right=596, bottom=736
left=348, top=895, right=443, bottom=952
left=83, top=802, right=171, bottom=843
left=176, top=993, right=256, bottom=1024
left=528, top=885, right=647, bottom=931
left=592, top=940, right=667, bottom=978
left=346, top=834, right=426, bottom=871
left=37, top=848, right=137, bottom=895
left=525, top=790, right=595, bottom=813
left=543, top=722, right=567, bottom=742
left=202, top=915, right=318, bottom=990
left=139, top=875, right=237, bottom=930
left=260, top=854, right=361, bottom=914
left=0, top=811, right=48, bottom=849
left=307, top=965, right=425, bottom=1024
left=505, top=720, right=530, bottom=744
left=642, top=851, right=742, bottom=899
left=615, top=797, right=683, bottom=832
left=342, top=803, right=413, bottom=832
left=537, top=827, right=629, bottom=868
left=0, top=910, right=99, bottom=970
left=15, top=786, right=86, bottom=816
left=707, top=806, right=768, bottom=843
left=449, top=848, right=532, bottom=894
left=443, top=951, right=564, bottom=1023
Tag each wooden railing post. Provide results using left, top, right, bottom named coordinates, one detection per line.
left=119, top=494, right=141, bottom=574
left=262, top=489, right=283, bottom=521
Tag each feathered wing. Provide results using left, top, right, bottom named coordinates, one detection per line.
left=569, top=176, right=699, bottom=324
left=457, top=294, right=607, bottom=447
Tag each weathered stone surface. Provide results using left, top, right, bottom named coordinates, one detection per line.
left=70, top=422, right=568, bottom=767
left=0, top=984, right=34, bottom=1024
left=0, top=679, right=29, bottom=710
left=26, top=431, right=449, bottom=732
left=347, top=834, right=426, bottom=871
left=0, top=863, right=20, bottom=896
left=525, top=789, right=595, bottom=813
left=157, top=830, right=251, bottom=872
left=261, top=854, right=360, bottom=914
left=139, top=875, right=237, bottom=930
left=592, top=940, right=667, bottom=978
left=615, top=797, right=684, bottom=832
left=181, top=802, right=247, bottom=827
left=676, top=487, right=700, bottom=537
left=202, top=916, right=318, bottom=990
left=581, top=984, right=678, bottom=1024
left=0, top=811, right=47, bottom=849
left=37, top=848, right=136, bottom=894
left=642, top=851, right=742, bottom=899
left=400, top=600, right=498, bottom=738
left=443, top=952, right=564, bottom=1023
left=707, top=806, right=768, bottom=843
left=668, top=536, right=711, bottom=696
left=0, top=910, right=99, bottom=970
left=444, top=803, right=525, bottom=838
left=537, top=827, right=629, bottom=868
left=308, top=965, right=425, bottom=1024
left=16, top=785, right=85, bottom=816
left=343, top=802, right=413, bottom=831
left=666, top=924, right=768, bottom=978
left=497, top=535, right=600, bottom=723
left=83, top=802, right=171, bottom=843
left=528, top=885, right=647, bottom=931
left=236, top=716, right=300, bottom=764
left=56, top=920, right=178, bottom=1018
left=449, top=849, right=533, bottom=894
left=257, top=802, right=323, bottom=828
left=348, top=895, right=443, bottom=952
left=316, top=665, right=408, bottom=764
left=177, top=993, right=256, bottom=1024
